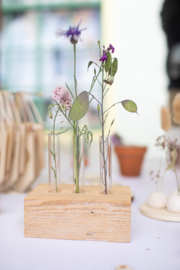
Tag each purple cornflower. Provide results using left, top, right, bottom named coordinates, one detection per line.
left=55, top=20, right=86, bottom=45
left=108, top=44, right=115, bottom=53
left=99, top=50, right=107, bottom=62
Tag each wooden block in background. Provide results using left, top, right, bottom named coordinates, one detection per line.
left=24, top=184, right=131, bottom=243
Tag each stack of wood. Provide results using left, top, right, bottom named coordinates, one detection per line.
left=0, top=91, right=44, bottom=192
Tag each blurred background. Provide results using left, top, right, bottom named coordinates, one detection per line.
left=1, top=0, right=179, bottom=187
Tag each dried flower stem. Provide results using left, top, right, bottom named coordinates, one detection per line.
left=156, top=151, right=163, bottom=192
left=174, top=169, right=180, bottom=196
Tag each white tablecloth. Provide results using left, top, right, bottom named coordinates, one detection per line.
left=0, top=159, right=180, bottom=270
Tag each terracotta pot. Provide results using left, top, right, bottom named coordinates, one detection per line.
left=114, top=146, right=147, bottom=176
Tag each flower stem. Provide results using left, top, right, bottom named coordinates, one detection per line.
left=74, top=44, right=77, bottom=98
left=73, top=43, right=79, bottom=193
left=53, top=110, right=58, bottom=192
left=73, top=121, right=79, bottom=193
left=101, top=66, right=107, bottom=194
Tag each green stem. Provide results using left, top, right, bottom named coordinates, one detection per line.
left=103, top=101, right=123, bottom=115
left=74, top=44, right=77, bottom=98
left=54, top=102, right=73, bottom=127
left=73, top=121, right=79, bottom=193
left=101, top=66, right=107, bottom=195
left=73, top=44, right=79, bottom=193
left=88, top=92, right=102, bottom=105
left=53, top=110, right=59, bottom=192
left=89, top=68, right=102, bottom=95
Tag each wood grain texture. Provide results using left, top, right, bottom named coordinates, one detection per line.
left=140, top=203, right=180, bottom=222
left=24, top=184, right=131, bottom=242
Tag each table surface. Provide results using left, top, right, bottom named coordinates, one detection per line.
left=0, top=158, right=180, bottom=270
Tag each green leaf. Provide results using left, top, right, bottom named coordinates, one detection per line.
left=54, top=127, right=73, bottom=135
left=103, top=76, right=114, bottom=85
left=69, top=91, right=89, bottom=121
left=50, top=149, right=55, bottom=158
left=51, top=166, right=56, bottom=179
left=65, top=83, right=75, bottom=100
left=87, top=61, right=93, bottom=71
left=111, top=58, right=118, bottom=76
left=121, top=100, right=138, bottom=113
left=94, top=68, right=96, bottom=75
left=79, top=124, right=93, bottom=147
left=105, top=53, right=111, bottom=72
left=44, top=104, right=54, bottom=110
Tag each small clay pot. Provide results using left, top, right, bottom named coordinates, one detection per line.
left=114, top=146, right=147, bottom=176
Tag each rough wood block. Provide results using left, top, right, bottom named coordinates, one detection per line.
left=24, top=184, right=131, bottom=242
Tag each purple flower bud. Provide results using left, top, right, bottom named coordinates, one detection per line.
left=108, top=44, right=115, bottom=53
left=70, top=35, right=78, bottom=45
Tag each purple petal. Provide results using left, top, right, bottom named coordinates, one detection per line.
left=55, top=20, right=86, bottom=43
left=99, top=51, right=107, bottom=62
left=109, top=44, right=115, bottom=53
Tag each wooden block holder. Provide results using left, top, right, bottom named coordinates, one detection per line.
left=24, top=184, right=131, bottom=243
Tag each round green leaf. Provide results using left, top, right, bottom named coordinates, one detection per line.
left=69, top=91, right=89, bottom=121
left=121, top=100, right=138, bottom=113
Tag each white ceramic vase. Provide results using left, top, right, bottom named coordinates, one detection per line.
left=166, top=194, right=180, bottom=213
left=147, top=192, right=167, bottom=208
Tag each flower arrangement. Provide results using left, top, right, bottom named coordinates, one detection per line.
left=147, top=96, right=180, bottom=212
left=87, top=41, right=138, bottom=194
left=166, top=94, right=180, bottom=212
left=46, top=21, right=138, bottom=195
left=46, top=86, right=73, bottom=193
left=46, top=21, right=92, bottom=193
